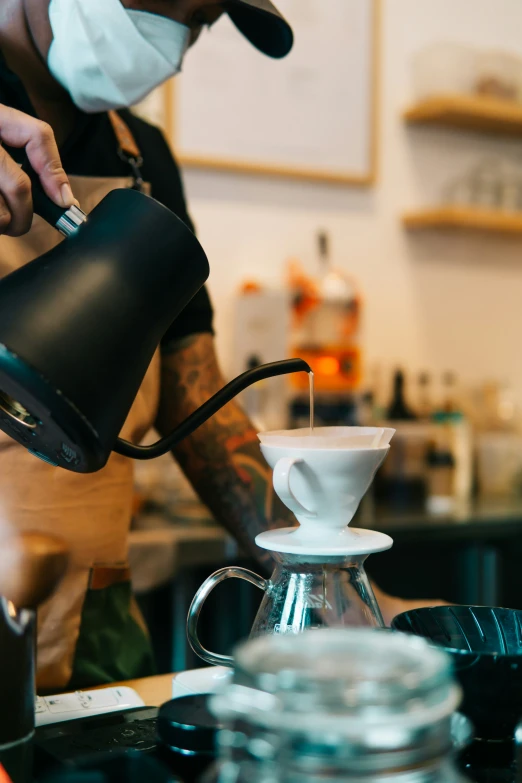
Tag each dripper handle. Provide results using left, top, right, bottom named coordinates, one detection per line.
left=187, top=567, right=266, bottom=667
left=273, top=457, right=317, bottom=519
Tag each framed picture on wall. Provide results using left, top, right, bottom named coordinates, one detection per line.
left=135, top=0, right=380, bottom=185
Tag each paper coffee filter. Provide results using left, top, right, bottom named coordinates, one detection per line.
left=257, top=426, right=395, bottom=450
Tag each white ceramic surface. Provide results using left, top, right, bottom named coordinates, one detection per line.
left=256, top=526, right=393, bottom=556
left=258, top=426, right=394, bottom=555
left=171, top=666, right=232, bottom=699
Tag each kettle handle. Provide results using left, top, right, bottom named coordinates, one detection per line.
left=187, top=567, right=267, bottom=667
left=3, top=144, right=87, bottom=237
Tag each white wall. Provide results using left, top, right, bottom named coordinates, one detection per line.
left=181, top=0, right=522, bottom=406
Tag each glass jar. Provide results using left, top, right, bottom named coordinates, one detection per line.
left=206, top=629, right=470, bottom=783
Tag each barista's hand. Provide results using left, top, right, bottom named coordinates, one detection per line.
left=372, top=582, right=450, bottom=627
left=0, top=104, right=76, bottom=237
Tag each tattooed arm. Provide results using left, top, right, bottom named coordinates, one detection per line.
left=154, top=333, right=294, bottom=570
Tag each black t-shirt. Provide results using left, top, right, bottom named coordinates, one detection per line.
left=0, top=53, right=214, bottom=350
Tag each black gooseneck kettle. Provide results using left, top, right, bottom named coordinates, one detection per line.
left=0, top=150, right=310, bottom=472
left=0, top=149, right=310, bottom=782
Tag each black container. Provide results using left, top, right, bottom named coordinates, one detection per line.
left=392, top=606, right=522, bottom=741
left=393, top=606, right=522, bottom=783
left=157, top=695, right=221, bottom=783
left=0, top=601, right=35, bottom=783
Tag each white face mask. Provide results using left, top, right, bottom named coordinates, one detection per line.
left=47, top=0, right=190, bottom=114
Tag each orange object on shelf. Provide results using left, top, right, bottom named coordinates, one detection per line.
left=240, top=280, right=263, bottom=295
left=316, top=356, right=341, bottom=376
left=290, top=346, right=361, bottom=392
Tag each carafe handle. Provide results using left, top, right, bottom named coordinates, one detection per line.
left=187, top=567, right=267, bottom=667
left=273, top=457, right=317, bottom=519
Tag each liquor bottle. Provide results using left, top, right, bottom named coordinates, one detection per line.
left=386, top=369, right=417, bottom=421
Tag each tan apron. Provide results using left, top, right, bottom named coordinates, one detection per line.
left=0, top=160, right=160, bottom=690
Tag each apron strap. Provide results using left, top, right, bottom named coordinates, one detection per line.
left=108, top=110, right=145, bottom=192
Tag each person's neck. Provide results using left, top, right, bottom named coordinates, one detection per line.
left=0, top=0, right=78, bottom=146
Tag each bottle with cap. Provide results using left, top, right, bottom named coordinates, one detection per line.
left=426, top=435, right=456, bottom=514
left=440, top=372, right=461, bottom=416
left=417, top=371, right=432, bottom=420
left=386, top=369, right=417, bottom=421
left=315, top=231, right=360, bottom=347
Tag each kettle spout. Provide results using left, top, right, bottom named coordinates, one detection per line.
left=114, top=358, right=311, bottom=461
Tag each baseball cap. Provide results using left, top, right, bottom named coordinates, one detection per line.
left=225, top=0, right=294, bottom=58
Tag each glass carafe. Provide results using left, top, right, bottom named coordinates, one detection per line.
left=187, top=552, right=383, bottom=667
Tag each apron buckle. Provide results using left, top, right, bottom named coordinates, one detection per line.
left=117, top=149, right=145, bottom=192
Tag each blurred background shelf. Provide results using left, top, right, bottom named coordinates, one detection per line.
left=402, top=206, right=522, bottom=234
left=404, top=95, right=522, bottom=136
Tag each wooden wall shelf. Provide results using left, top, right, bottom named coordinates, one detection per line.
left=404, top=95, right=522, bottom=136
left=402, top=206, right=522, bottom=235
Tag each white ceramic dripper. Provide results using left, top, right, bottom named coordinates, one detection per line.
left=257, top=426, right=395, bottom=556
